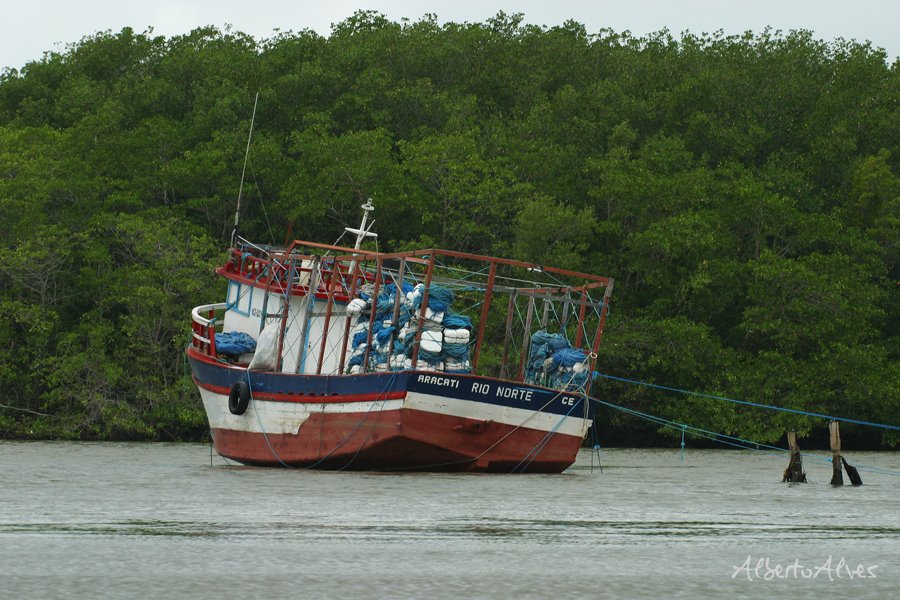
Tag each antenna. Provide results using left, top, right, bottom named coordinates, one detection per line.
left=345, top=200, right=379, bottom=250
left=230, top=91, right=260, bottom=247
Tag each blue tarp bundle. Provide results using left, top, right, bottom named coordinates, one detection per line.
left=558, top=370, right=599, bottom=391
left=553, top=348, right=588, bottom=369
left=411, top=285, right=454, bottom=313
left=527, top=331, right=568, bottom=373
left=214, top=331, right=257, bottom=356
left=381, top=282, right=414, bottom=298
left=375, top=327, right=396, bottom=346
left=396, top=329, right=417, bottom=355
left=352, top=330, right=370, bottom=348
left=525, top=330, right=594, bottom=389
left=443, top=342, right=469, bottom=361
left=365, top=287, right=412, bottom=326
left=418, top=349, right=443, bottom=362
left=345, top=281, right=476, bottom=374
left=442, top=313, right=473, bottom=330
left=530, top=331, right=555, bottom=349
left=375, top=295, right=397, bottom=314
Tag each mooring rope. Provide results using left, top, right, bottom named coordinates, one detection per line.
left=512, top=397, right=584, bottom=473
left=591, top=396, right=789, bottom=454
left=247, top=369, right=400, bottom=470
left=332, top=373, right=399, bottom=471
left=800, top=452, right=900, bottom=477
left=246, top=371, right=293, bottom=468
left=595, top=373, right=900, bottom=431
left=590, top=396, right=900, bottom=477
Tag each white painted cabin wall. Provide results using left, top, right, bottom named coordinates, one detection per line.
left=222, top=281, right=283, bottom=340
left=221, top=279, right=348, bottom=375
left=280, top=295, right=348, bottom=375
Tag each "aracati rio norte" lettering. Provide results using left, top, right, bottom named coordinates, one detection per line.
left=471, top=381, right=533, bottom=402
left=416, top=374, right=460, bottom=389
left=417, top=374, right=539, bottom=403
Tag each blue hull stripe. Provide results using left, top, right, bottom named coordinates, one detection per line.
left=187, top=352, right=593, bottom=418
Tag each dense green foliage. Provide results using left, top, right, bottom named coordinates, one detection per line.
left=0, top=13, right=897, bottom=445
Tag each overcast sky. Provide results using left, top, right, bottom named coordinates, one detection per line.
left=2, top=0, right=897, bottom=71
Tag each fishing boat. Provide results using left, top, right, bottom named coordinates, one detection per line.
left=187, top=202, right=614, bottom=472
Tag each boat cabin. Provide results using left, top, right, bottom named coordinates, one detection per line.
left=190, top=206, right=614, bottom=397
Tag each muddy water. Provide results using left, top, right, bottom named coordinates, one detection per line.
left=1, top=442, right=897, bottom=599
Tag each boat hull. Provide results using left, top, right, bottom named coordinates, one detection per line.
left=188, top=348, right=592, bottom=472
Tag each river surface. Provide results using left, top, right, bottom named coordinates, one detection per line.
left=1, top=441, right=897, bottom=599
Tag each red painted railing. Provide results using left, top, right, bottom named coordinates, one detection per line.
left=190, top=303, right=226, bottom=356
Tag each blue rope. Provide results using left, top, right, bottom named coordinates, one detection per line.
left=442, top=313, right=473, bottom=330
left=591, top=422, right=602, bottom=474
left=512, top=397, right=583, bottom=473
left=596, top=373, right=900, bottom=431
left=245, top=371, right=293, bottom=468
left=239, top=369, right=401, bottom=470
left=799, top=452, right=900, bottom=477
left=842, top=464, right=900, bottom=477
left=590, top=396, right=900, bottom=477
left=592, top=397, right=793, bottom=454
left=305, top=372, right=399, bottom=470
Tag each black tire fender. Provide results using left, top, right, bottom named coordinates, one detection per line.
left=228, top=381, right=251, bottom=415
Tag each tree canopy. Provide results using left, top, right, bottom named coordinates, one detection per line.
left=0, top=13, right=897, bottom=446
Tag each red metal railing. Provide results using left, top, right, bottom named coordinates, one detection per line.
left=196, top=241, right=615, bottom=386
left=190, top=303, right=226, bottom=356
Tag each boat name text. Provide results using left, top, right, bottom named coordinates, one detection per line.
left=472, top=382, right=533, bottom=402
left=416, top=375, right=460, bottom=388
left=417, top=375, right=542, bottom=403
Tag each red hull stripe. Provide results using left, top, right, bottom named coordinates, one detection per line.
left=194, top=378, right=406, bottom=404
left=209, top=407, right=582, bottom=472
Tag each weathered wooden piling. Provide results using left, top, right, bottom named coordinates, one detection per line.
left=782, top=430, right=807, bottom=483
left=829, top=421, right=843, bottom=486
left=842, top=457, right=863, bottom=486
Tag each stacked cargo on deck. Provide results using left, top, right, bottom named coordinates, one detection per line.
left=344, top=283, right=473, bottom=374
left=525, top=331, right=595, bottom=392
left=344, top=283, right=597, bottom=392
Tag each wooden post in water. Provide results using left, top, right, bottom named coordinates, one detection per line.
left=782, top=430, right=807, bottom=483
left=829, top=421, right=843, bottom=486
left=841, top=456, right=863, bottom=486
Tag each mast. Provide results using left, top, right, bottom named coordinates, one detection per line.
left=345, top=200, right=378, bottom=276
left=336, top=201, right=379, bottom=375
left=230, top=91, right=260, bottom=248
left=346, top=200, right=378, bottom=250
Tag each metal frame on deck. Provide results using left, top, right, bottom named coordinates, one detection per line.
left=200, top=241, right=614, bottom=389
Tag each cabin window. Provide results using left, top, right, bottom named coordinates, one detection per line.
left=227, top=280, right=253, bottom=316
